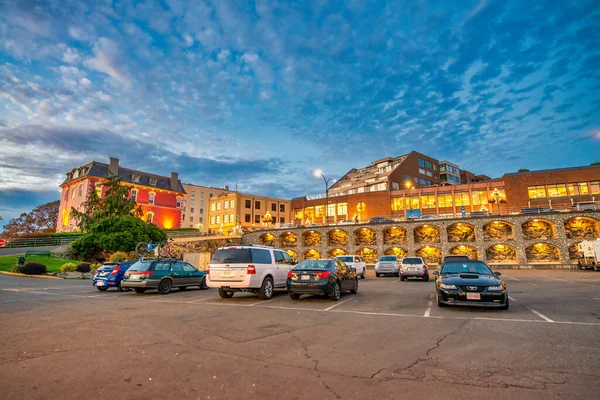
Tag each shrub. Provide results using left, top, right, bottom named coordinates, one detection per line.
left=127, top=251, right=138, bottom=261
left=61, top=262, right=78, bottom=273
left=110, top=251, right=128, bottom=262
left=20, top=263, right=47, bottom=275
left=76, top=263, right=91, bottom=273
left=90, top=263, right=102, bottom=273
left=11, top=264, right=23, bottom=273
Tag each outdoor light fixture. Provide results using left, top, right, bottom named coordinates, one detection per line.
left=314, top=169, right=335, bottom=226
left=533, top=219, right=539, bottom=222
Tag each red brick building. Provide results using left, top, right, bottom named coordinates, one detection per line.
left=57, top=157, right=185, bottom=231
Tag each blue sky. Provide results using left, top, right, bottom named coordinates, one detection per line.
left=1, top=0, right=599, bottom=228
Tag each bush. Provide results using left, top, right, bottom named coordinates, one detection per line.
left=110, top=251, right=128, bottom=262
left=20, top=263, right=47, bottom=275
left=90, top=263, right=102, bottom=273
left=76, top=263, right=91, bottom=273
left=61, top=262, right=78, bottom=273
left=11, top=264, right=23, bottom=273
left=127, top=251, right=138, bottom=261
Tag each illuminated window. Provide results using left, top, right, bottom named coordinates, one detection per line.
left=230, top=200, right=234, bottom=208
left=211, top=203, right=216, bottom=211
left=590, top=181, right=600, bottom=195
left=210, top=216, right=215, bottom=224
left=315, top=206, right=324, bottom=217
left=216, top=202, right=221, bottom=211
left=131, top=189, right=138, bottom=202
left=327, top=204, right=336, bottom=216
left=568, top=182, right=589, bottom=196
left=62, top=209, right=69, bottom=226
left=407, top=196, right=419, bottom=209
left=216, top=215, right=221, bottom=224
left=148, top=192, right=155, bottom=205
left=224, top=201, right=229, bottom=209
left=294, top=209, right=304, bottom=220
left=337, top=203, right=347, bottom=215
left=438, top=194, right=453, bottom=208
left=147, top=212, right=154, bottom=223
left=224, top=214, right=229, bottom=223
left=547, top=184, right=567, bottom=198
left=230, top=213, right=234, bottom=223
left=454, top=192, right=470, bottom=206
left=528, top=186, right=546, bottom=199
left=471, top=190, right=488, bottom=206
left=391, top=198, right=404, bottom=211
left=421, top=195, right=436, bottom=209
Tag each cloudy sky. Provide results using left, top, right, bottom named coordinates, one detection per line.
left=1, top=0, right=599, bottom=228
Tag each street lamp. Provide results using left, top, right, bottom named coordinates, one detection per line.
left=314, top=169, right=335, bottom=225
left=404, top=181, right=413, bottom=219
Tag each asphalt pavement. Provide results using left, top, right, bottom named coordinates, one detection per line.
left=1, top=270, right=599, bottom=400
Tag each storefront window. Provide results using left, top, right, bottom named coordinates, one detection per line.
left=315, top=206, right=324, bottom=217
left=454, top=192, right=470, bottom=206
left=337, top=203, right=348, bottom=216
left=438, top=194, right=453, bottom=208
left=421, top=195, right=436, bottom=209
left=391, top=198, right=404, bottom=211
left=327, top=204, right=336, bottom=217
left=294, top=209, right=304, bottom=220
left=528, top=186, right=546, bottom=199
left=568, top=182, right=589, bottom=196
left=547, top=184, right=567, bottom=198
left=590, top=181, right=600, bottom=195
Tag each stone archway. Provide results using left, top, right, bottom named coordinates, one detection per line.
left=383, top=227, right=407, bottom=245
left=416, top=246, right=442, bottom=265
left=414, top=225, right=440, bottom=244
left=384, top=247, right=407, bottom=258
left=522, top=219, right=556, bottom=240
left=258, top=232, right=275, bottom=246
left=354, top=227, right=377, bottom=246
left=447, top=223, right=476, bottom=242
left=279, top=232, right=298, bottom=247
left=357, top=247, right=378, bottom=264
left=564, top=217, right=600, bottom=239
left=286, top=250, right=297, bottom=260
left=486, top=244, right=518, bottom=264
left=328, top=229, right=349, bottom=246
left=303, top=249, right=321, bottom=260
left=328, top=248, right=348, bottom=258
left=302, top=230, right=322, bottom=247
left=568, top=243, right=582, bottom=261
left=525, top=243, right=561, bottom=263
left=483, top=221, right=514, bottom=241
left=449, top=245, right=478, bottom=260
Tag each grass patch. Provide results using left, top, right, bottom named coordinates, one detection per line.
left=0, top=254, right=81, bottom=273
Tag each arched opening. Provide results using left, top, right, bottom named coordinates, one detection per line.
left=302, top=230, right=322, bottom=247
left=303, top=249, right=321, bottom=260
left=568, top=243, right=582, bottom=260
left=414, top=225, right=440, bottom=244
left=416, top=246, right=442, bottom=265
left=384, top=247, right=407, bottom=258
left=279, top=232, right=298, bottom=247
left=447, top=223, right=476, bottom=242
left=449, top=245, right=478, bottom=260
left=525, top=243, right=561, bottom=263
left=258, top=233, right=275, bottom=246
left=357, top=247, right=378, bottom=264
left=383, top=227, right=407, bottom=245
left=483, top=221, right=514, bottom=241
left=328, top=248, right=347, bottom=258
left=328, top=229, right=349, bottom=246
left=354, top=227, right=377, bottom=246
left=486, top=244, right=518, bottom=264
left=564, top=217, right=600, bottom=239
left=522, top=219, right=556, bottom=240
left=286, top=250, right=297, bottom=260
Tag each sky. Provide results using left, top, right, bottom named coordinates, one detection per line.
left=1, top=0, right=599, bottom=228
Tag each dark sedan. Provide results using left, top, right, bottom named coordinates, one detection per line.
left=287, top=259, right=358, bottom=301
left=434, top=261, right=509, bottom=309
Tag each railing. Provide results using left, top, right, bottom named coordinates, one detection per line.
left=0, top=235, right=82, bottom=249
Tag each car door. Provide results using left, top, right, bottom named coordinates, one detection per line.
left=353, top=256, right=363, bottom=274
left=181, top=262, right=202, bottom=286
left=250, top=248, right=276, bottom=286
left=273, top=250, right=290, bottom=287
left=335, top=260, right=352, bottom=290
left=170, top=262, right=185, bottom=286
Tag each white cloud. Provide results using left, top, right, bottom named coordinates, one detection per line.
left=62, top=47, right=80, bottom=64
left=79, top=78, right=92, bottom=90
left=83, top=38, right=132, bottom=89
left=183, top=33, right=194, bottom=47
left=217, top=49, right=230, bottom=61
left=241, top=52, right=259, bottom=63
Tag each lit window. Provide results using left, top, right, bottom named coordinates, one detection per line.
left=421, top=195, right=436, bottom=209
left=527, top=186, right=546, bottom=199
left=230, top=200, right=234, bottom=208
left=216, top=215, right=221, bottom=224
left=454, top=192, right=470, bottom=206
left=547, top=184, right=567, bottom=198
left=224, top=201, right=229, bottom=209
left=590, top=181, right=600, bottom=195
left=210, top=216, right=215, bottom=224
left=211, top=203, right=216, bottom=211
left=224, top=214, right=229, bottom=223
left=216, top=202, right=221, bottom=211
left=149, top=193, right=155, bottom=205
left=147, top=212, right=154, bottom=223
left=419, top=168, right=426, bottom=175
left=337, top=203, right=347, bottom=215
left=438, top=194, right=453, bottom=208
left=391, top=198, right=404, bottom=211
left=95, top=183, right=102, bottom=198
left=131, top=189, right=138, bottom=202
left=426, top=171, right=433, bottom=177
left=230, top=213, right=234, bottom=223
left=568, top=182, right=589, bottom=196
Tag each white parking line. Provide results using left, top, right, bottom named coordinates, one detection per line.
left=424, top=293, right=433, bottom=317
left=509, top=296, right=554, bottom=323
left=248, top=300, right=273, bottom=306
left=506, top=277, right=520, bottom=281
left=186, top=297, right=212, bottom=303
left=323, top=298, right=353, bottom=311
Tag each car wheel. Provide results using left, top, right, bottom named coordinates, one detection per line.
left=395, top=272, right=400, bottom=277
left=400, top=276, right=405, bottom=281
left=158, top=279, right=172, bottom=295
left=117, top=282, right=130, bottom=292
left=96, top=286, right=109, bottom=292
left=423, top=275, right=429, bottom=282
left=361, top=270, right=366, bottom=279
left=500, top=297, right=510, bottom=310
left=350, top=279, right=358, bottom=294
left=375, top=272, right=380, bottom=277
left=199, top=276, right=209, bottom=290
left=289, top=293, right=300, bottom=300
left=218, top=288, right=234, bottom=298
left=436, top=293, right=446, bottom=307
left=257, top=277, right=274, bottom=300
left=330, top=282, right=341, bottom=301
left=134, top=288, right=146, bottom=294
left=594, top=263, right=599, bottom=272
left=178, top=286, right=187, bottom=291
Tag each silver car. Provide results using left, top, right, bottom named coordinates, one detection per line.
left=400, top=257, right=429, bottom=282
left=375, top=255, right=400, bottom=277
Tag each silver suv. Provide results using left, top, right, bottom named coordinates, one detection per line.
left=375, top=255, right=400, bottom=277
left=207, top=245, right=295, bottom=300
left=400, top=257, right=429, bottom=282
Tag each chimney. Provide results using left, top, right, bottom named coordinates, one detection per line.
left=170, top=172, right=179, bottom=191
left=108, top=157, right=119, bottom=176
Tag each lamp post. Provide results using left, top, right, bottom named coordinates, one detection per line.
left=404, top=181, right=413, bottom=219
left=492, top=188, right=501, bottom=215
left=314, top=169, right=335, bottom=226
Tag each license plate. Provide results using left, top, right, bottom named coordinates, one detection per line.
left=466, top=293, right=481, bottom=300
left=130, top=275, right=140, bottom=280
left=410, top=267, right=417, bottom=271
left=222, top=270, right=234, bottom=277
left=96, top=281, right=104, bottom=286
left=301, top=275, right=310, bottom=280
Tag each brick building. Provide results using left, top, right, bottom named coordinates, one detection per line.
left=57, top=157, right=185, bottom=231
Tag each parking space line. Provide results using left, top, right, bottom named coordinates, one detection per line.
left=248, top=300, right=273, bottom=306
left=323, top=298, right=353, bottom=311
left=424, top=293, right=433, bottom=317
left=509, top=296, right=554, bottom=323
left=506, top=277, right=520, bottom=281
left=186, top=298, right=212, bottom=303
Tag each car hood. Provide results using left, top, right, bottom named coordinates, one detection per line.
left=439, top=274, right=502, bottom=286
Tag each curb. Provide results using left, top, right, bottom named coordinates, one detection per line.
left=0, top=271, right=63, bottom=279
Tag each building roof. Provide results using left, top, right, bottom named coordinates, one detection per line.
left=503, top=165, right=600, bottom=177
left=61, top=161, right=185, bottom=193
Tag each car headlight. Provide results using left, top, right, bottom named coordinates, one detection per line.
left=439, top=283, right=457, bottom=290
left=487, top=285, right=504, bottom=291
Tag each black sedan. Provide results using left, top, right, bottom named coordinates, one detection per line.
left=287, top=259, right=358, bottom=301
left=434, top=261, right=509, bottom=309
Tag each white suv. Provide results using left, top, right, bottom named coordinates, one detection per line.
left=400, top=257, right=429, bottom=282
left=207, top=245, right=295, bottom=300
left=336, top=255, right=367, bottom=279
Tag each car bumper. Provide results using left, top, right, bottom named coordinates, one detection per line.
left=206, top=274, right=263, bottom=289
left=121, top=280, right=159, bottom=289
left=438, top=290, right=508, bottom=307
left=93, top=278, right=118, bottom=287
left=376, top=268, right=398, bottom=274
left=287, top=279, right=335, bottom=295
left=401, top=270, right=427, bottom=277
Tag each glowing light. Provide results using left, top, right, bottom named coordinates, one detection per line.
left=494, top=221, right=500, bottom=224
left=576, top=217, right=582, bottom=220
left=313, top=169, right=323, bottom=178
left=533, top=219, right=539, bottom=222
left=457, top=223, right=462, bottom=226
left=459, top=245, right=465, bottom=249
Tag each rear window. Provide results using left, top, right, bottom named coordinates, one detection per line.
left=337, top=256, right=353, bottom=263
left=402, top=258, right=422, bottom=264
left=296, top=260, right=332, bottom=269
left=441, top=261, right=493, bottom=276
left=210, top=248, right=273, bottom=264
left=379, top=256, right=397, bottom=261
left=127, top=261, right=153, bottom=272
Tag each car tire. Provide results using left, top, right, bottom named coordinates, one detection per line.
left=158, top=279, right=172, bottom=295
left=500, top=297, right=510, bottom=310
left=218, top=288, right=234, bottom=298
left=178, top=286, right=187, bottom=291
left=96, top=286, right=109, bottom=292
left=257, top=277, right=274, bottom=300
left=350, top=279, right=358, bottom=294
left=117, top=282, right=130, bottom=292
left=423, top=275, right=429, bottom=282
left=437, top=293, right=446, bottom=307
left=134, top=288, right=146, bottom=294
left=375, top=272, right=380, bottom=277
left=289, top=293, right=300, bottom=300
left=361, top=270, right=366, bottom=280
left=330, top=282, right=341, bottom=301
left=400, top=276, right=405, bottom=281
left=395, top=272, right=400, bottom=277
left=199, top=276, right=209, bottom=290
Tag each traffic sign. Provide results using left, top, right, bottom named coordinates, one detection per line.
left=0, top=239, right=5, bottom=247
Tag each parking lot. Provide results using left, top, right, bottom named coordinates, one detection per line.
left=1, top=270, right=600, bottom=399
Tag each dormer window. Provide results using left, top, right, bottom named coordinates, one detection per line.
left=132, top=174, right=141, bottom=183
left=73, top=169, right=79, bottom=179
left=149, top=177, right=157, bottom=186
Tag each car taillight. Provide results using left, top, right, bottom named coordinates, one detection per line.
left=247, top=265, right=256, bottom=274
left=206, top=265, right=210, bottom=274
left=136, top=271, right=154, bottom=276
left=110, top=265, right=120, bottom=276
left=287, top=271, right=293, bottom=278
left=423, top=265, right=428, bottom=269
left=314, top=271, right=331, bottom=279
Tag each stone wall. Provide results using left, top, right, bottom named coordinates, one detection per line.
left=241, top=211, right=600, bottom=268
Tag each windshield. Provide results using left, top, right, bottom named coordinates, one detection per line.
left=211, top=248, right=252, bottom=263
left=402, top=258, right=422, bottom=264
left=127, top=261, right=152, bottom=272
left=440, top=262, right=494, bottom=276
left=295, top=260, right=332, bottom=269
left=337, top=256, right=353, bottom=263
left=379, top=256, right=397, bottom=262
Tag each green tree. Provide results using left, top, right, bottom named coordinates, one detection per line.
left=71, top=174, right=142, bottom=232
left=1, top=200, right=60, bottom=237
left=517, top=168, right=530, bottom=172
left=591, top=162, right=600, bottom=166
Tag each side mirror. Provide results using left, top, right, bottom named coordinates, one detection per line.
left=433, top=271, right=439, bottom=276
left=494, top=271, right=501, bottom=276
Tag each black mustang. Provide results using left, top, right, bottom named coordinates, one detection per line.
left=434, top=261, right=509, bottom=309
